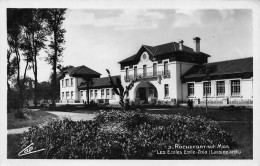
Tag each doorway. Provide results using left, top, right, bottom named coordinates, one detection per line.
left=139, top=88, right=146, bottom=101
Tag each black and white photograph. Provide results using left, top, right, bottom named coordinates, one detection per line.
left=1, top=0, right=260, bottom=165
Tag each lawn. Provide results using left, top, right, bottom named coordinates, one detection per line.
left=8, top=110, right=58, bottom=129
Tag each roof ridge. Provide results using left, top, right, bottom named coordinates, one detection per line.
left=143, top=45, right=155, bottom=56
left=72, top=65, right=84, bottom=74
left=205, top=57, right=253, bottom=65
left=92, top=75, right=120, bottom=79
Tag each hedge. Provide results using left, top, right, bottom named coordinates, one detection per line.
left=20, top=110, right=237, bottom=159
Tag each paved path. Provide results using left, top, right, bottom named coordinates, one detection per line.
left=7, top=111, right=97, bottom=135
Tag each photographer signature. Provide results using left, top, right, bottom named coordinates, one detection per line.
left=18, top=143, right=45, bottom=157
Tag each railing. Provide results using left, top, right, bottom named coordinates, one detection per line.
left=124, top=70, right=170, bottom=82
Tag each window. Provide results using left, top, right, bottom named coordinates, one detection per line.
left=62, top=80, right=64, bottom=87
left=66, top=92, right=69, bottom=99
left=143, top=65, right=147, bottom=77
left=95, top=90, right=98, bottom=99
left=153, top=63, right=157, bottom=76
left=71, top=78, right=73, bottom=86
left=149, top=86, right=158, bottom=97
left=164, top=84, right=169, bottom=97
left=90, top=90, right=93, bottom=99
left=217, top=81, right=225, bottom=96
left=71, top=91, right=73, bottom=99
left=164, top=61, right=168, bottom=75
left=80, top=91, right=83, bottom=97
left=112, top=89, right=115, bottom=99
left=126, top=68, right=129, bottom=79
left=65, top=79, right=69, bottom=87
left=203, top=82, right=211, bottom=96
left=134, top=66, right=137, bottom=78
left=101, top=89, right=104, bottom=99
left=106, top=89, right=110, bottom=98
left=187, top=83, right=194, bottom=97
left=62, top=92, right=64, bottom=99
left=231, top=80, right=240, bottom=96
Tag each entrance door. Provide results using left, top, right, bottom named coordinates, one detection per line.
left=139, top=88, right=146, bottom=101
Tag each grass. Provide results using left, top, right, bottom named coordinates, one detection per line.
left=8, top=110, right=58, bottom=129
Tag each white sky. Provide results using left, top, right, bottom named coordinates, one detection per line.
left=28, top=9, right=252, bottom=82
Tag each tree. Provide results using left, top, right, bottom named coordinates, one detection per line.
left=7, top=9, right=30, bottom=108
left=21, top=9, right=47, bottom=106
left=44, top=9, right=67, bottom=107
left=80, top=77, right=94, bottom=105
left=12, top=76, right=34, bottom=102
left=37, top=81, right=52, bottom=101
left=7, top=49, right=18, bottom=91
left=199, top=64, right=217, bottom=113
left=106, top=69, right=137, bottom=110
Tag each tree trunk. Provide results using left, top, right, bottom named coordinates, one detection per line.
left=33, top=53, right=38, bottom=107
left=52, top=33, right=57, bottom=107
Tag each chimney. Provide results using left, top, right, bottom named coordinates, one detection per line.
left=193, top=37, right=201, bottom=53
left=178, top=40, right=184, bottom=51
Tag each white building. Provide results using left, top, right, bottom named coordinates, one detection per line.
left=59, top=37, right=253, bottom=106
left=119, top=37, right=253, bottom=106
left=59, top=65, right=120, bottom=105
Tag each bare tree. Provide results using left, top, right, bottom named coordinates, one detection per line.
left=106, top=69, right=137, bottom=111
left=199, top=64, right=217, bottom=113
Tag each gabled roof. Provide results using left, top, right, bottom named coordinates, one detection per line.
left=78, top=75, right=121, bottom=90
left=182, top=57, right=253, bottom=82
left=68, top=65, right=101, bottom=76
left=119, top=42, right=209, bottom=63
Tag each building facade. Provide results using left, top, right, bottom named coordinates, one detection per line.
left=59, top=37, right=253, bottom=106
left=119, top=37, right=253, bottom=106
left=59, top=65, right=120, bottom=105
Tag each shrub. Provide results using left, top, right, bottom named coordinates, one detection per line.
left=219, top=105, right=247, bottom=112
left=20, top=118, right=100, bottom=159
left=20, top=110, right=237, bottom=159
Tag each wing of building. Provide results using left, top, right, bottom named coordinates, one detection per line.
left=58, top=37, right=253, bottom=106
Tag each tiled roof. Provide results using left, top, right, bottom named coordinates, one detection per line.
left=68, top=65, right=101, bottom=77
left=78, top=75, right=121, bottom=89
left=119, top=42, right=205, bottom=63
left=182, top=57, right=253, bottom=82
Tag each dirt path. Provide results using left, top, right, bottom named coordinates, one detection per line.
left=7, top=111, right=97, bottom=135
left=7, top=127, right=30, bottom=135
left=45, top=111, right=96, bottom=121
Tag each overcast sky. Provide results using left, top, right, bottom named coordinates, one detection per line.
left=32, top=9, right=252, bottom=82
